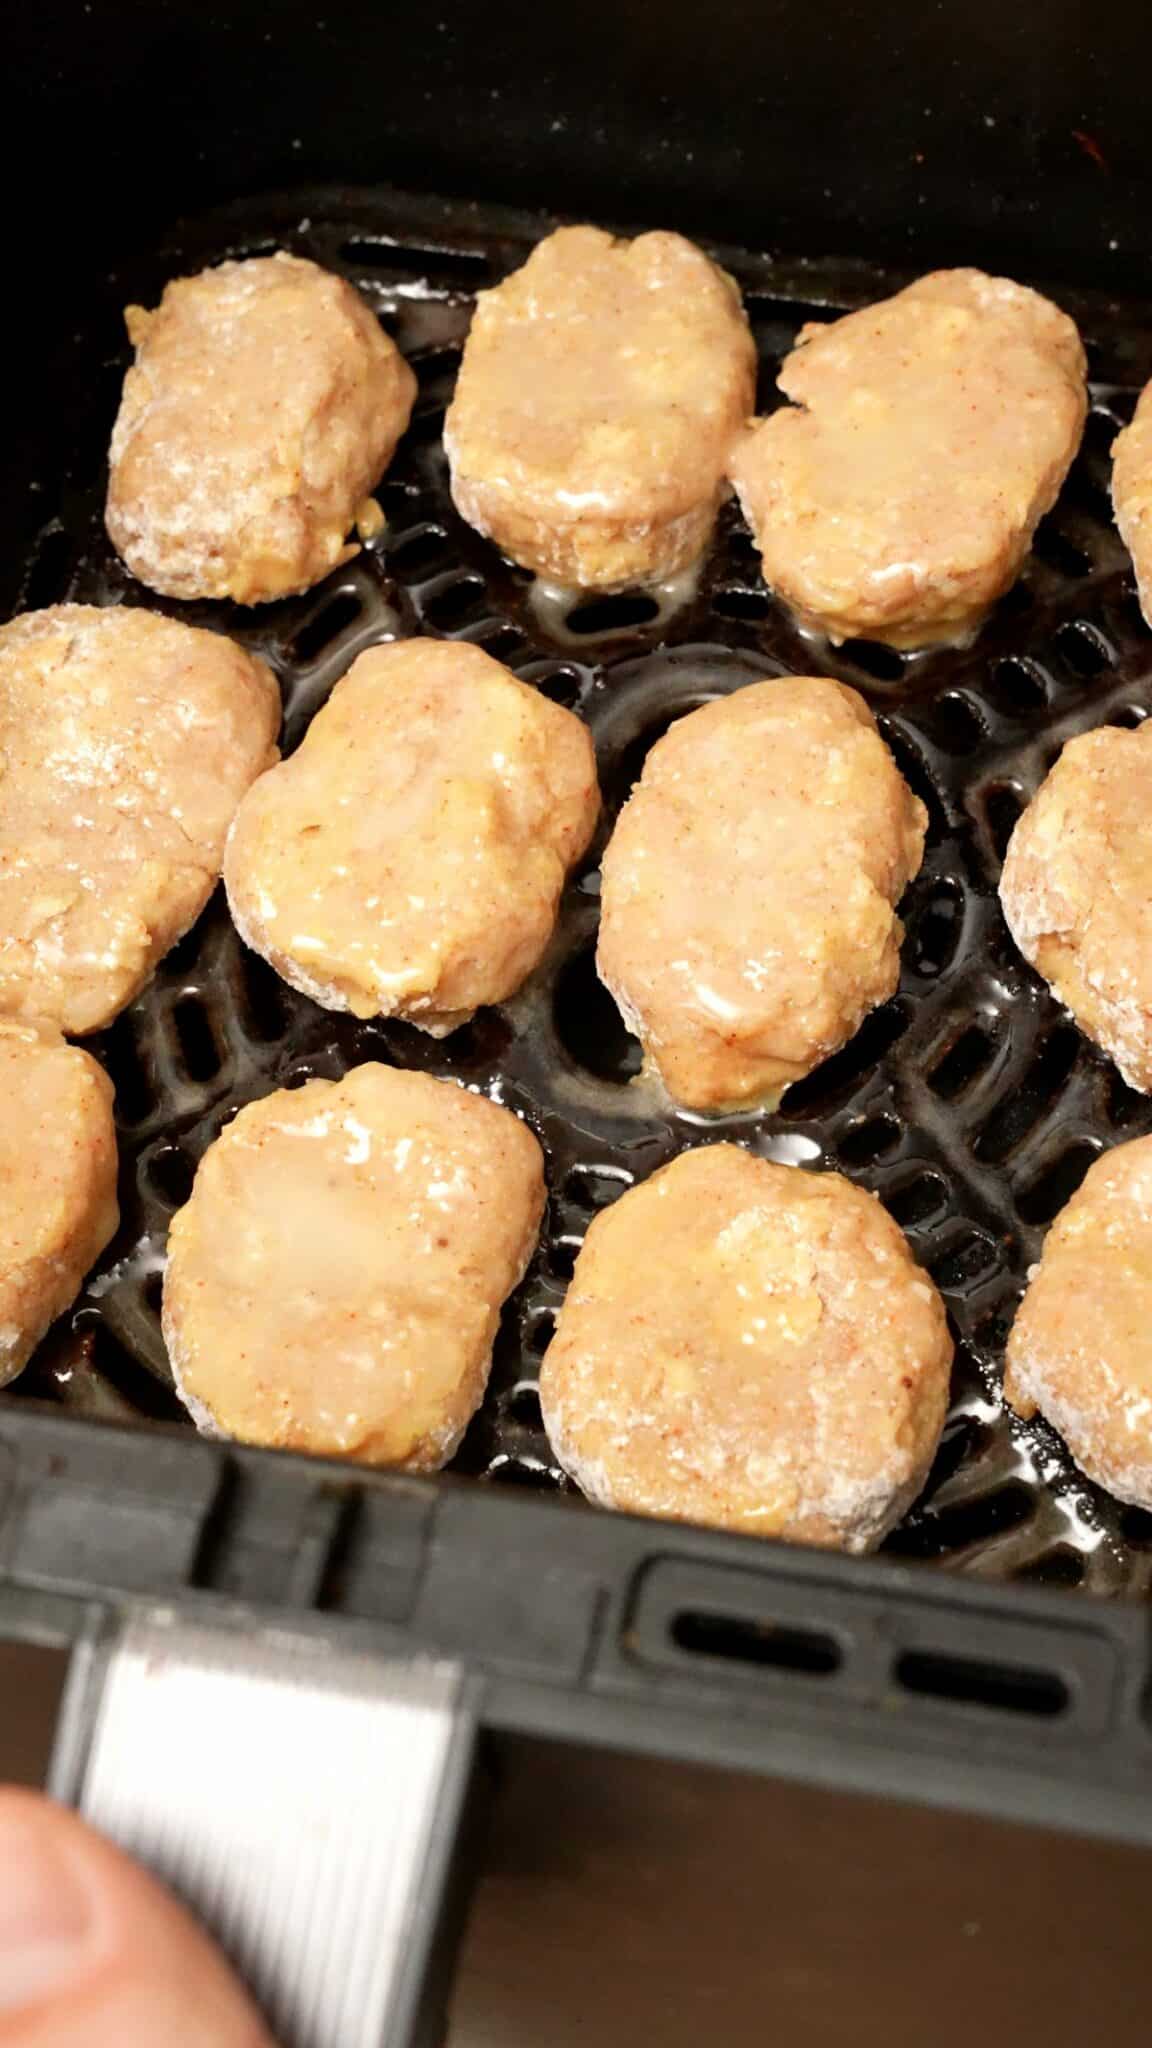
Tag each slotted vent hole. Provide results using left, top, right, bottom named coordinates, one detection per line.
left=1013, top=1549, right=1087, bottom=1589
left=173, top=1000, right=221, bottom=1084
left=741, top=291, right=840, bottom=330
left=536, top=665, right=583, bottom=709
left=783, top=1000, right=910, bottom=1117
left=290, top=591, right=363, bottom=662
left=522, top=1316, right=556, bottom=1362
left=886, top=1484, right=1034, bottom=1558
left=504, top=1383, right=544, bottom=1430
left=907, top=878, right=964, bottom=977
left=713, top=586, right=771, bottom=621
left=566, top=593, right=661, bottom=636
left=22, top=524, right=74, bottom=609
left=982, top=781, right=1026, bottom=862
left=877, top=723, right=941, bottom=825
left=564, top=1166, right=630, bottom=1214
left=240, top=953, right=290, bottom=1045
left=553, top=945, right=643, bottom=1083
left=340, top=236, right=489, bottom=280
left=486, top=1459, right=559, bottom=1490
left=930, top=1228, right=1001, bottom=1293
left=421, top=576, right=487, bottom=629
left=473, top=625, right=526, bottom=664
left=974, top=1025, right=1081, bottom=1161
left=1054, top=621, right=1112, bottom=679
left=929, top=1023, right=1000, bottom=1101
left=1031, top=523, right=1092, bottom=580
left=886, top=1171, right=950, bottom=1230
left=841, top=638, right=906, bottom=682
left=837, top=1113, right=902, bottom=1166
left=164, top=925, right=205, bottom=976
left=98, top=1017, right=154, bottom=1128
left=389, top=525, right=452, bottom=580
left=921, top=693, right=987, bottom=756
left=893, top=1649, right=1069, bottom=1718
left=545, top=1236, right=582, bottom=1282
left=1016, top=1141, right=1100, bottom=1225
left=414, top=346, right=461, bottom=387
left=146, top=1145, right=196, bottom=1209
left=671, top=1610, right=842, bottom=1678
left=82, top=1324, right=184, bottom=1421
left=376, top=479, right=419, bottom=516
left=1120, top=1506, right=1152, bottom=1550
left=985, top=658, right=1048, bottom=715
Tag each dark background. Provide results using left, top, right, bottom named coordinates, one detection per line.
left=7, top=0, right=1152, bottom=294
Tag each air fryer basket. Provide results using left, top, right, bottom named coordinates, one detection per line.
left=9, top=184, right=1152, bottom=1598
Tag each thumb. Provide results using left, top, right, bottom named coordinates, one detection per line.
left=0, top=1788, right=273, bottom=2046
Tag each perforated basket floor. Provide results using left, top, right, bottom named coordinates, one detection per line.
left=11, top=186, right=1152, bottom=1597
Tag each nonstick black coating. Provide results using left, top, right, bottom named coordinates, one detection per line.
left=10, top=187, right=1152, bottom=1597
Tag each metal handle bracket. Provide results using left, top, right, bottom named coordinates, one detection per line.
left=50, top=1606, right=475, bottom=2048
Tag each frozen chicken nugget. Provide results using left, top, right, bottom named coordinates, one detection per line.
left=107, top=252, right=416, bottom=603
left=0, top=1018, right=118, bottom=1387
left=163, top=1064, right=545, bottom=1467
left=1005, top=1136, right=1152, bottom=1510
left=1112, top=384, right=1152, bottom=627
left=1000, top=723, right=1152, bottom=1093
left=730, top=268, right=1086, bottom=648
left=225, top=639, right=599, bottom=1032
left=541, top=1146, right=952, bottom=1550
left=597, top=677, right=926, bottom=1113
left=444, top=225, right=756, bottom=590
left=0, top=605, right=279, bottom=1035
